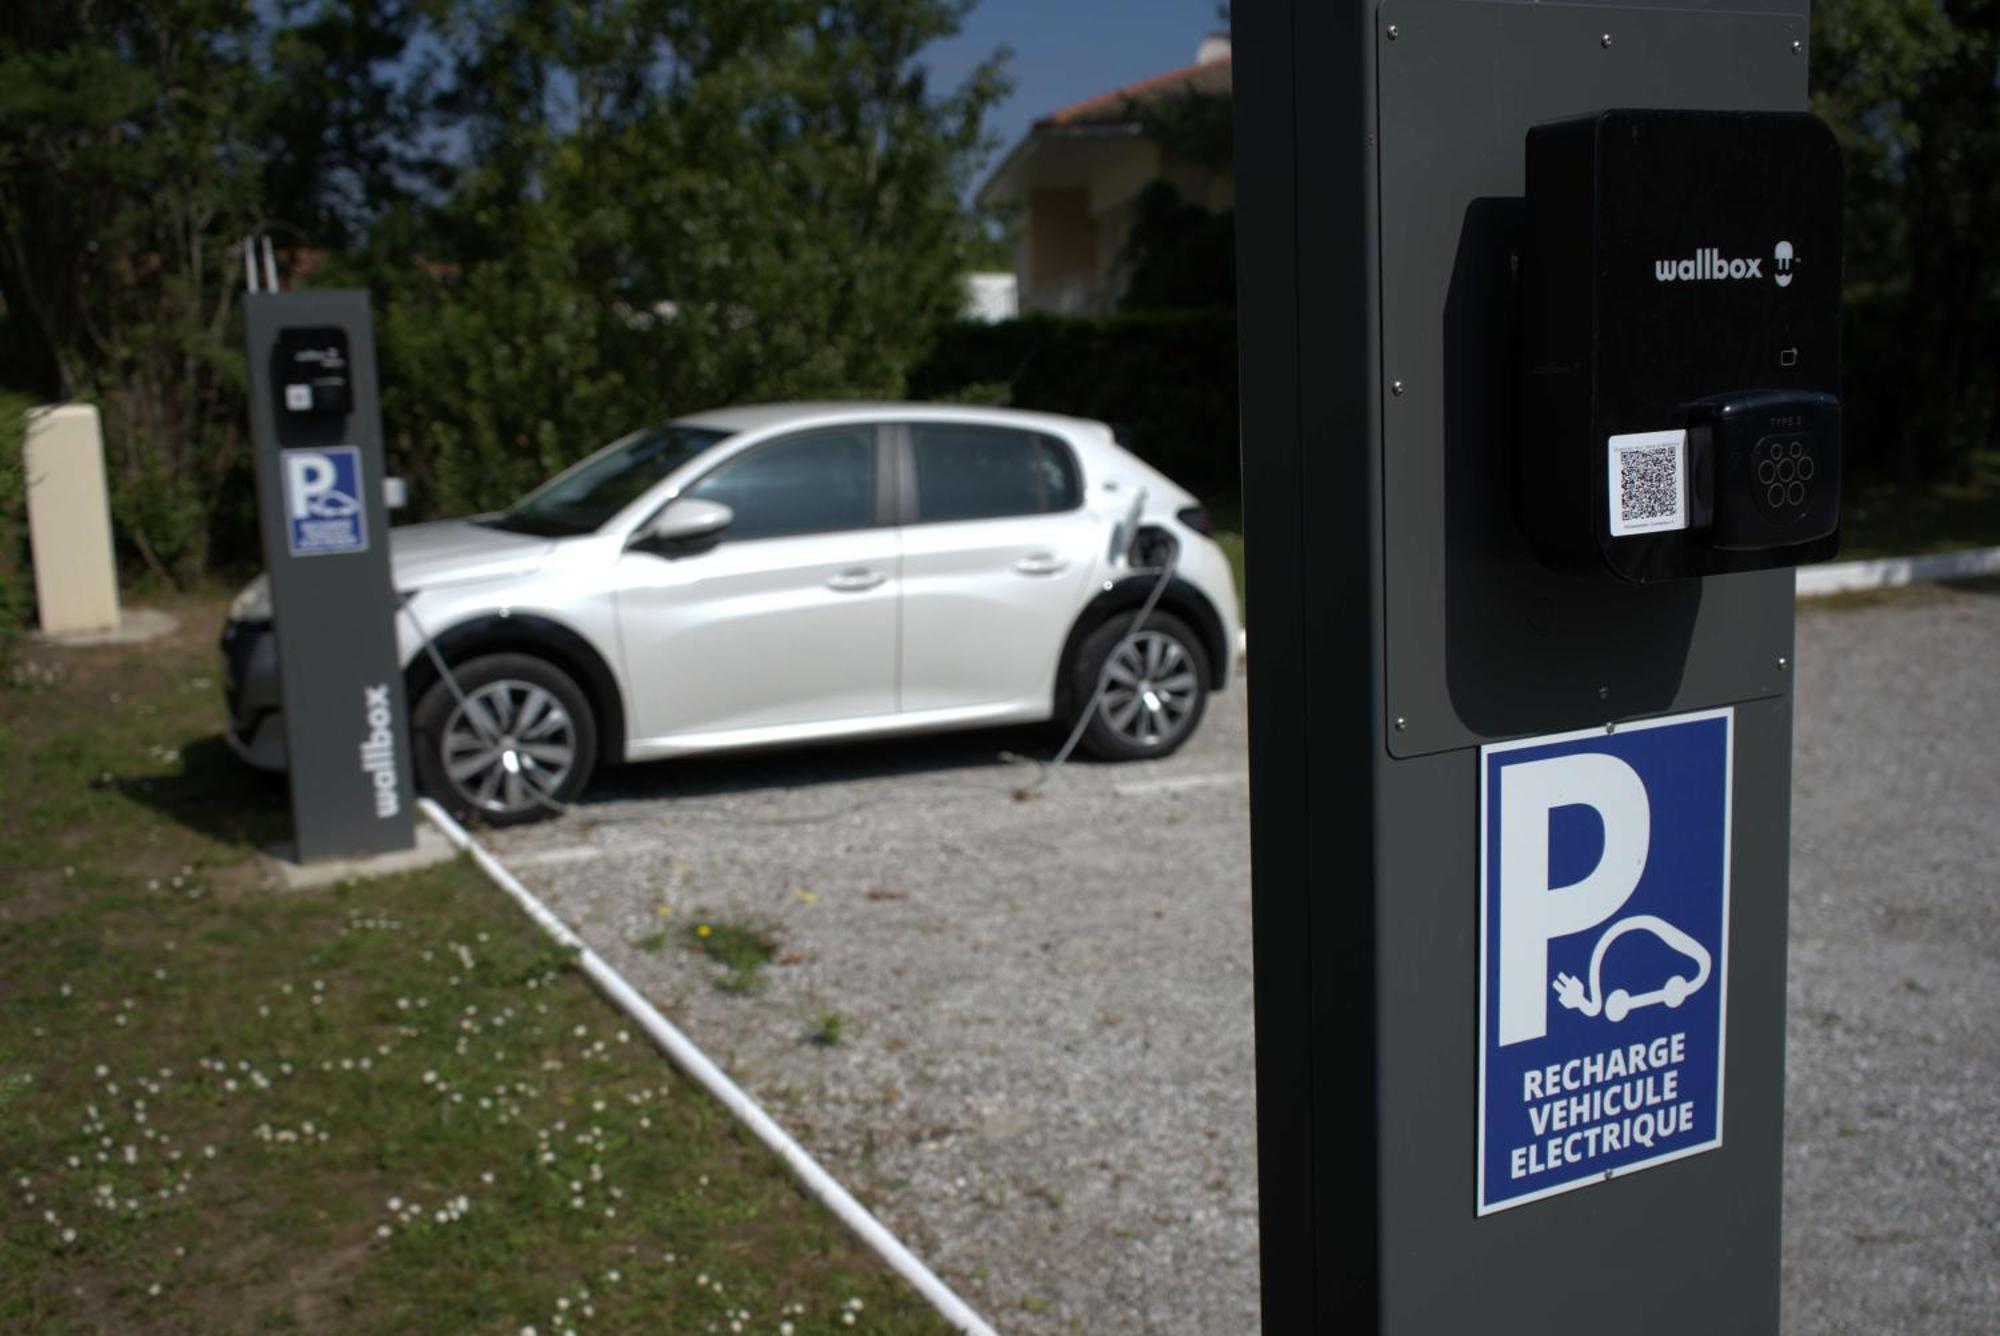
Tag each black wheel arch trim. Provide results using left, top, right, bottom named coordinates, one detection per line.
left=1054, top=576, right=1230, bottom=718
left=403, top=612, right=627, bottom=763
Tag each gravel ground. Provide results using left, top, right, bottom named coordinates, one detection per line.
left=488, top=697, right=1259, bottom=1335
left=1784, top=584, right=2000, bottom=1335
left=481, top=584, right=1997, bottom=1335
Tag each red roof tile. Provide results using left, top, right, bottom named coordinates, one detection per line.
left=1036, top=55, right=1232, bottom=129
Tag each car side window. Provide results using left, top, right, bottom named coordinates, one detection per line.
left=909, top=425, right=1082, bottom=524
left=684, top=427, right=878, bottom=542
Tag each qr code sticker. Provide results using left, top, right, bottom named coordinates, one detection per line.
left=1608, top=430, right=1688, bottom=536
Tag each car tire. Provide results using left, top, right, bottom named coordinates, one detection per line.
left=411, top=653, right=597, bottom=827
left=1070, top=610, right=1210, bottom=762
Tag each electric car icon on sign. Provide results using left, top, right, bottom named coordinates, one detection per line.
left=1552, top=914, right=1715, bottom=1025
left=303, top=488, right=360, bottom=519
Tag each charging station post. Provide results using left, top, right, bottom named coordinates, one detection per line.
left=1236, top=0, right=1826, bottom=1328
left=244, top=291, right=416, bottom=863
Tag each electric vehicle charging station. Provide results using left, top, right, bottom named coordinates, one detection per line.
left=1235, top=0, right=1832, bottom=1329
left=243, top=291, right=416, bottom=862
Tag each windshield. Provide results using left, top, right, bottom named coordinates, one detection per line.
left=482, top=424, right=732, bottom=537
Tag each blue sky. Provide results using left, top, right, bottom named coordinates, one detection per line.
left=924, top=0, right=1229, bottom=187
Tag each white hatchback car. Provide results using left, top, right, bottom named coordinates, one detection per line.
left=222, top=403, right=1242, bottom=824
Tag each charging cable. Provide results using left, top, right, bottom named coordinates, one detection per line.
left=1003, top=547, right=1179, bottom=792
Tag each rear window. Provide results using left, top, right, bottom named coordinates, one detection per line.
left=910, top=425, right=1082, bottom=523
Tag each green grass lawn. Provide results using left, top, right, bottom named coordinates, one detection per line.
left=0, top=592, right=942, bottom=1334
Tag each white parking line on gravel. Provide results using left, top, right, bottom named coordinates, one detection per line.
left=1796, top=543, right=2000, bottom=596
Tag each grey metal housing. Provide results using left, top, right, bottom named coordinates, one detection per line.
left=1236, top=1, right=1808, bottom=1329
left=244, top=291, right=417, bottom=861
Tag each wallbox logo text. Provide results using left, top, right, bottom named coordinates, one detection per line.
left=1653, top=241, right=1797, bottom=286
left=1654, top=248, right=1763, bottom=282
left=361, top=684, right=400, bottom=817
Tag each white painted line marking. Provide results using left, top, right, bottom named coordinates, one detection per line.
left=1114, top=771, right=1247, bottom=797
left=1797, top=545, right=2000, bottom=597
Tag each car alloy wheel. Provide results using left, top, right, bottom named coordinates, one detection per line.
left=1097, top=629, right=1201, bottom=748
left=441, top=679, right=577, bottom=817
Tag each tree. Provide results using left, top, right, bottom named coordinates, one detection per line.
left=0, top=1, right=274, bottom=578
left=599, top=0, right=1010, bottom=407
left=1813, top=0, right=2000, bottom=480
left=0, top=0, right=1007, bottom=576
left=367, top=0, right=1010, bottom=516
left=363, top=206, right=646, bottom=517
left=259, top=0, right=449, bottom=246
left=0, top=0, right=437, bottom=578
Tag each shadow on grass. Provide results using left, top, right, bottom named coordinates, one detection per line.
left=113, top=733, right=291, bottom=853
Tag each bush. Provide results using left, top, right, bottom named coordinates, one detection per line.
left=908, top=312, right=1241, bottom=501
left=1840, top=290, right=2000, bottom=483
left=0, top=394, right=32, bottom=672
left=369, top=234, right=653, bottom=522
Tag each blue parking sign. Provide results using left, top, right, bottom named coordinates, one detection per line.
left=1478, top=708, right=1732, bottom=1214
left=282, top=445, right=368, bottom=556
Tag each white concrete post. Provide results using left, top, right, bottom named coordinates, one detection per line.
left=25, top=404, right=121, bottom=636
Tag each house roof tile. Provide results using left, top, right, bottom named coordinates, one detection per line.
left=1035, top=55, right=1232, bottom=129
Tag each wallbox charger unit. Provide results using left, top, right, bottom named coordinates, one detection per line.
left=273, top=326, right=354, bottom=416
left=1521, top=110, right=1845, bottom=582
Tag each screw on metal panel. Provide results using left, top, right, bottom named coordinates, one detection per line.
left=1600, top=33, right=1613, bottom=48
left=1777, top=656, right=1790, bottom=671
left=1391, top=380, right=1406, bottom=396
left=1387, top=24, right=1400, bottom=40
left=1791, top=40, right=1803, bottom=55
left=1394, top=717, right=1408, bottom=732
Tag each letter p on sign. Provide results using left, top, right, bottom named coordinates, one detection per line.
left=284, top=453, right=337, bottom=520
left=1496, top=753, right=1650, bottom=1045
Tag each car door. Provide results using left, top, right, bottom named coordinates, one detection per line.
left=612, top=423, right=899, bottom=745
left=894, top=421, right=1100, bottom=716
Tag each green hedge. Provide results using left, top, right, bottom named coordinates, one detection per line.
left=909, top=312, right=1241, bottom=501
left=1838, top=290, right=2000, bottom=481
left=0, top=394, right=32, bottom=674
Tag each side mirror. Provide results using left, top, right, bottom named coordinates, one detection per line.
left=636, top=497, right=733, bottom=552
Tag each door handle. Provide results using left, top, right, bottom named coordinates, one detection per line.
left=826, top=568, right=887, bottom=593
left=1013, top=552, right=1069, bottom=577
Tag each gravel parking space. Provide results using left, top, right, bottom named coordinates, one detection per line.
left=480, top=585, right=1997, bottom=1334
left=1785, top=584, right=2000, bottom=1334
left=487, top=693, right=1258, bottom=1334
